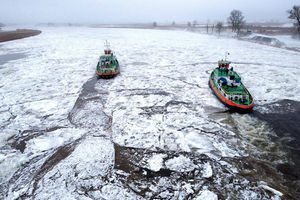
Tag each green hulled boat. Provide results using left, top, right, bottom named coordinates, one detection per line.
left=209, top=58, right=254, bottom=111
left=96, top=41, right=120, bottom=78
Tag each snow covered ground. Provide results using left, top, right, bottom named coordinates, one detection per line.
left=0, top=26, right=300, bottom=199
left=241, top=33, right=300, bottom=51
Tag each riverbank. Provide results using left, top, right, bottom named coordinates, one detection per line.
left=89, top=23, right=300, bottom=52
left=0, top=29, right=41, bottom=43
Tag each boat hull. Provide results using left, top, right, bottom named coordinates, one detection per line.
left=96, top=58, right=120, bottom=79
left=96, top=68, right=120, bottom=79
left=209, top=73, right=254, bottom=111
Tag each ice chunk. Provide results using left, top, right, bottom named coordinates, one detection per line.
left=259, top=182, right=283, bottom=197
left=147, top=154, right=166, bottom=172
left=202, top=162, right=213, bottom=178
left=195, top=189, right=218, bottom=200
left=165, top=155, right=196, bottom=172
left=101, top=184, right=142, bottom=200
left=183, top=183, right=194, bottom=194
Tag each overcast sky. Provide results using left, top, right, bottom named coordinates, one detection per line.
left=1, top=0, right=299, bottom=24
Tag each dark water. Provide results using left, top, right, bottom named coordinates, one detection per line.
left=0, top=53, right=26, bottom=66
left=252, top=99, right=300, bottom=197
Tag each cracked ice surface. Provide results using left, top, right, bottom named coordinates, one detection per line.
left=0, top=26, right=299, bottom=199
left=31, top=137, right=115, bottom=200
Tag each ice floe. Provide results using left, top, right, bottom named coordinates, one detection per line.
left=1, top=26, right=298, bottom=199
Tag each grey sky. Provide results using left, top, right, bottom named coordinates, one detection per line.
left=1, top=0, right=299, bottom=24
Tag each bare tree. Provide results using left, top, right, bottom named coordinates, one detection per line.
left=216, top=22, right=223, bottom=35
left=192, top=20, right=197, bottom=27
left=206, top=23, right=209, bottom=33
left=187, top=22, right=191, bottom=27
left=288, top=5, right=300, bottom=36
left=172, top=21, right=176, bottom=26
left=211, top=24, right=215, bottom=33
left=227, top=10, right=245, bottom=34
left=153, top=22, right=157, bottom=27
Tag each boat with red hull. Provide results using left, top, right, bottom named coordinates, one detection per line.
left=209, top=59, right=254, bottom=111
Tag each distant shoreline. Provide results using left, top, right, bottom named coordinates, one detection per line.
left=88, top=24, right=300, bottom=52
left=0, top=29, right=41, bottom=43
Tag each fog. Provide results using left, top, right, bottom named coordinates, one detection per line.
left=0, top=0, right=299, bottom=24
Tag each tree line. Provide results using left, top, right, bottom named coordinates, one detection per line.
left=152, top=5, right=300, bottom=37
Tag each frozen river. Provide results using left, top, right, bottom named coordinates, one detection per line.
left=0, top=27, right=300, bottom=199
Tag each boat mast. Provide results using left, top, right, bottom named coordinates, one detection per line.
left=225, top=51, right=230, bottom=60
left=104, top=40, right=112, bottom=56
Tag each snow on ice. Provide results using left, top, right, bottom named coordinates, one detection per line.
left=1, top=26, right=299, bottom=199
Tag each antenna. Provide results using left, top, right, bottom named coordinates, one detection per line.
left=104, top=40, right=112, bottom=55
left=104, top=40, right=110, bottom=49
left=225, top=51, right=230, bottom=60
